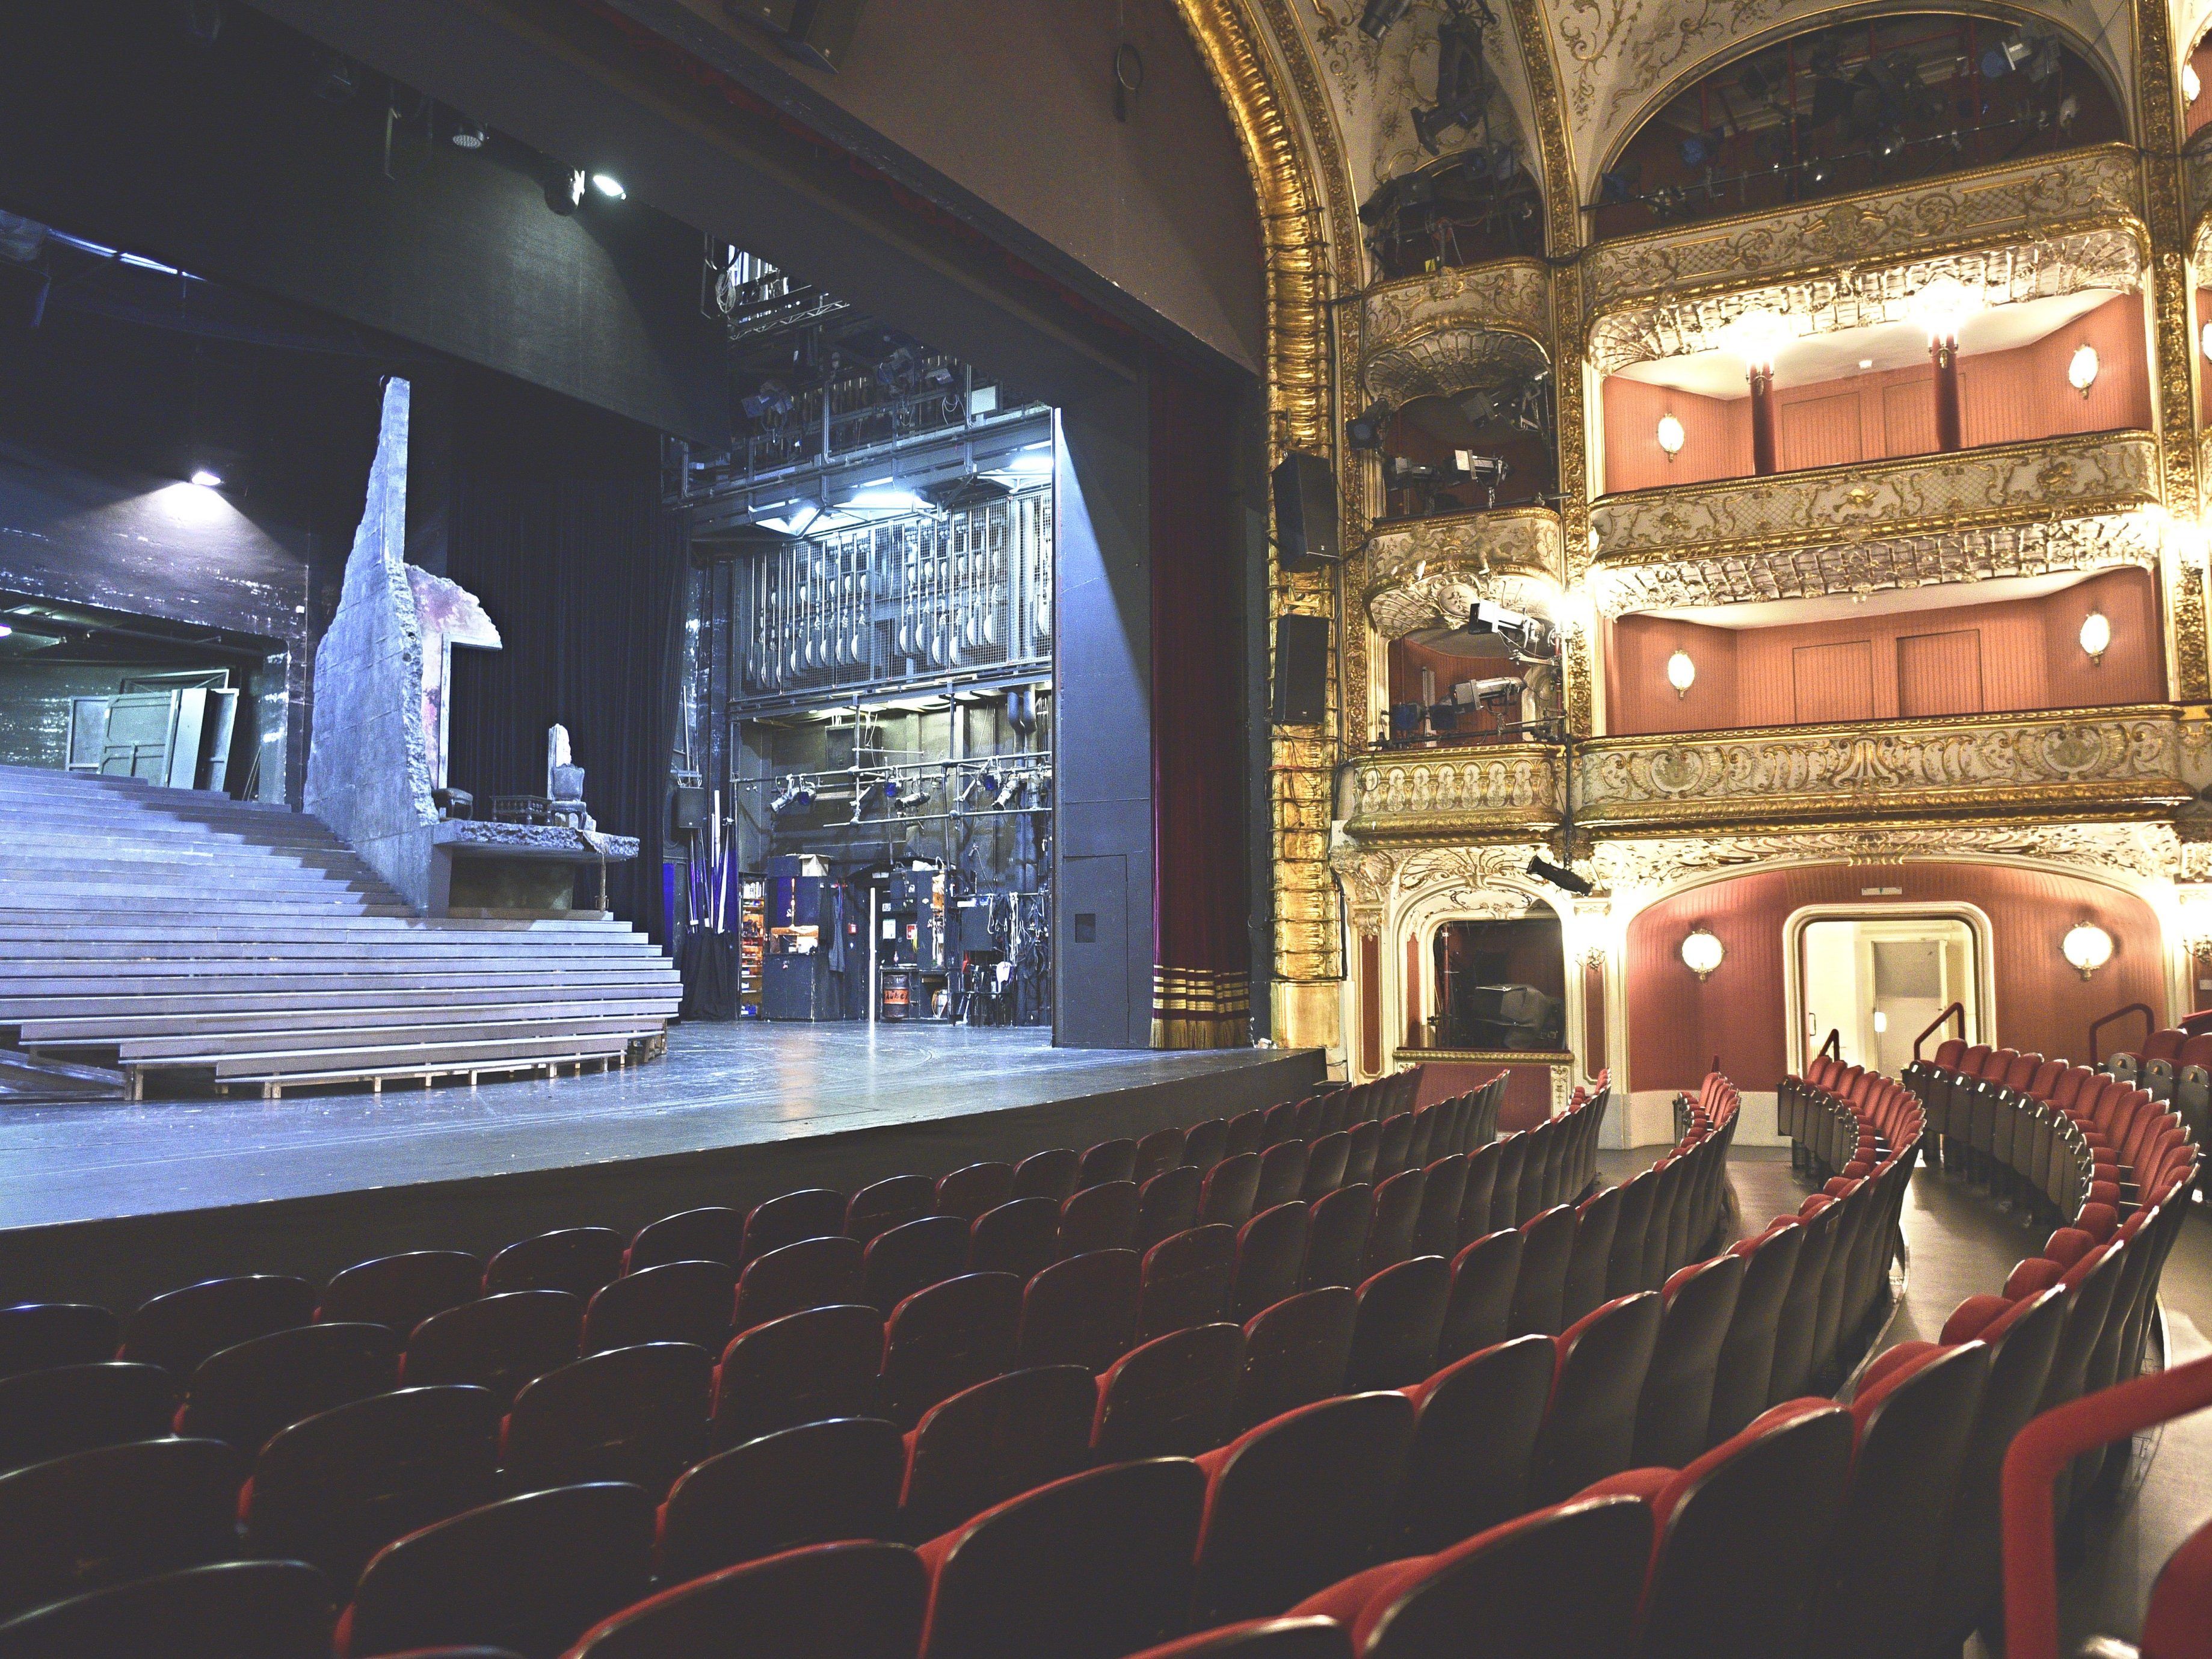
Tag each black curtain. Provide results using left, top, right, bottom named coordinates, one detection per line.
left=443, top=366, right=686, bottom=948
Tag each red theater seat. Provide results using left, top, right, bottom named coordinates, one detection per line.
left=499, top=1343, right=712, bottom=1497
left=1079, top=1139, right=1141, bottom=1190
left=0, top=1302, right=121, bottom=1382
left=1345, top=1257, right=1448, bottom=1390
left=581, top=1261, right=735, bottom=1356
left=969, top=1198, right=1062, bottom=1282
left=402, top=1291, right=581, bottom=1408
left=1633, top=1252, right=1744, bottom=1468
left=1438, top=1229, right=1521, bottom=1364
left=1135, top=1226, right=1238, bottom=1344
left=174, top=1320, right=399, bottom=1454
left=846, top=1176, right=938, bottom=1248
left=877, top=1273, right=1021, bottom=1430
left=655, top=1417, right=904, bottom=1583
left=1061, top=1181, right=1141, bottom=1257
left=899, top=1365, right=1097, bottom=1540
left=733, top=1236, right=864, bottom=1332
left=318, top=1254, right=482, bottom=1335
left=1529, top=1292, right=1662, bottom=1505
left=1139, top=1167, right=1206, bottom=1250
left=709, top=1304, right=882, bottom=1450
left=0, top=1558, right=336, bottom=1659
left=739, top=1188, right=848, bottom=1264
left=1304, top=1185, right=1373, bottom=1291
left=119, top=1276, right=318, bottom=1380
left=0, top=1361, right=174, bottom=1474
left=623, top=1208, right=745, bottom=1274
left=1233, top=1203, right=1313, bottom=1322
left=484, top=1230, right=626, bottom=1300
left=1234, top=1288, right=1356, bottom=1432
left=1010, top=1148, right=1081, bottom=1204
left=862, top=1216, right=973, bottom=1315
left=1093, top=1323, right=1246, bottom=1462
left=1396, top=1332, right=1554, bottom=1551
left=934, top=1162, right=1015, bottom=1223
left=567, top=1539, right=926, bottom=1659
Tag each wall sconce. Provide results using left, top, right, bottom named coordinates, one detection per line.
left=2066, top=343, right=2100, bottom=399
left=2202, top=321, right=2212, bottom=364
left=1681, top=926, right=1724, bottom=980
left=2079, top=609, right=2110, bottom=664
left=1665, top=648, right=1696, bottom=698
left=2187, top=61, right=2203, bottom=103
left=2061, top=920, right=2114, bottom=980
left=1872, top=1010, right=1889, bottom=1034
left=1656, top=414, right=1685, bottom=462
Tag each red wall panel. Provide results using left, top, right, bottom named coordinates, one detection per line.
left=1624, top=863, right=2165, bottom=1092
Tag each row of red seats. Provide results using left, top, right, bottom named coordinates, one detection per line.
left=2096, top=1023, right=2211, bottom=1173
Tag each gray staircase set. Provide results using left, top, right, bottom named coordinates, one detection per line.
left=0, top=765, right=680, bottom=1098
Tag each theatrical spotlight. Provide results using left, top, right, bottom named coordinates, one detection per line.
left=591, top=173, right=627, bottom=200
left=1526, top=855, right=1594, bottom=897
left=768, top=776, right=816, bottom=816
left=544, top=165, right=588, bottom=215
left=1413, top=7, right=1491, bottom=154
left=1347, top=401, right=1391, bottom=451
left=450, top=120, right=487, bottom=150
left=1358, top=0, right=1413, bottom=42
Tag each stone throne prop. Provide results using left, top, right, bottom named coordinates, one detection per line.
left=304, top=377, right=638, bottom=916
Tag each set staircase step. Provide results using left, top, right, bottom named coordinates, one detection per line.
left=1, top=968, right=677, bottom=1003
left=117, top=1012, right=667, bottom=1065
left=0, top=913, right=630, bottom=937
left=19, top=996, right=680, bottom=1045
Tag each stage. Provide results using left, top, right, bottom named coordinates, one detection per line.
left=0, top=1023, right=1323, bottom=1311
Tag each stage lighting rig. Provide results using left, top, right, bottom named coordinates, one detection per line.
left=1526, top=855, right=1594, bottom=897
left=1347, top=401, right=1391, bottom=451
left=1358, top=0, right=1413, bottom=42
left=1413, top=2, right=1499, bottom=155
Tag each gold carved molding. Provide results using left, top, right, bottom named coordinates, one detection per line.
left=1360, top=259, right=1552, bottom=405
left=1363, top=325, right=1553, bottom=410
left=1589, top=431, right=2161, bottom=568
left=1340, top=747, right=1567, bottom=843
left=1582, top=143, right=2143, bottom=314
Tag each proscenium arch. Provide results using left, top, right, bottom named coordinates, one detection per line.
left=1588, top=2, right=2139, bottom=201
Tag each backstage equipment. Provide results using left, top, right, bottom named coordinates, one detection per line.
left=1450, top=982, right=1565, bottom=1050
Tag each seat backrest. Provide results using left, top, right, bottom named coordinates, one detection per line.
left=2145, top=1026, right=2187, bottom=1064
left=401, top=1290, right=582, bottom=1409
left=1636, top=1400, right=1856, bottom=1659
left=1010, top=1150, right=1082, bottom=1205
left=571, top=1539, right=925, bottom=1659
left=1412, top=1156, right=1469, bottom=1259
left=1633, top=1251, right=1746, bottom=1469
left=1079, top=1139, right=1141, bottom=1190
left=862, top=1216, right=973, bottom=1316
left=741, top=1188, right=848, bottom=1265
left=0, top=1361, right=176, bottom=1475
left=1255, top=1142, right=1311, bottom=1213
left=710, top=1304, right=883, bottom=1450
left=1561, top=1184, right=1622, bottom=1328
left=1135, top=1127, right=1188, bottom=1186
left=583, top=1261, right=738, bottom=1356
left=934, top=1163, right=1016, bottom=1224
left=656, top=1417, right=905, bottom=1585
left=919, top=1459, right=1207, bottom=1659
left=1302, top=1132, right=1352, bottom=1201
left=484, top=1228, right=627, bottom=1299
left=624, top=1208, right=746, bottom=1273
left=1346, top=1255, right=1450, bottom=1390
left=1932, top=1038, right=1969, bottom=1070
left=0, top=1436, right=245, bottom=1622
left=735, top=1236, right=865, bottom=1333
left=901, top=1364, right=1098, bottom=1541
left=1181, top=1124, right=1230, bottom=1175
left=1233, top=1287, right=1357, bottom=1433
left=1604, top=1168, right=1660, bottom=1299
left=0, top=1558, right=336, bottom=1659
left=176, top=1321, right=399, bottom=1454
left=318, top=1252, right=482, bottom=1333
left=1531, top=1291, right=1663, bottom=1506
left=1399, top=1332, right=1556, bottom=1551
left=1360, top=1493, right=1654, bottom=1659
left=242, top=1385, right=501, bottom=1587
left=1135, top=1225, right=1238, bottom=1344
left=1018, top=1249, right=1140, bottom=1373
left=1707, top=1221, right=1804, bottom=1446
left=878, top=1273, right=1022, bottom=1430
left=1200, top=1154, right=1265, bottom=1231
left=340, top=1480, right=655, bottom=1659
left=1439, top=1228, right=1523, bottom=1365
left=1093, top=1323, right=1247, bottom=1462
left=1507, top=1204, right=1577, bottom=1338
left=1304, top=1184, right=1373, bottom=1291
left=2138, top=1513, right=2212, bottom=1659
left=1061, top=1181, right=1142, bottom=1257
left=967, top=1198, right=1064, bottom=1283
left=1232, top=1203, right=1313, bottom=1324
left=501, top=1341, right=713, bottom=1497
left=119, top=1276, right=317, bottom=1379
left=1137, top=1167, right=1204, bottom=1252
left=846, top=1176, right=938, bottom=1247
left=1192, top=1391, right=1417, bottom=1625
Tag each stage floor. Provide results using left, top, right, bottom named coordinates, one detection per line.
left=0, top=1021, right=1301, bottom=1231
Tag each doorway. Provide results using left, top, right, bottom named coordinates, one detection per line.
left=1793, top=911, right=1983, bottom=1074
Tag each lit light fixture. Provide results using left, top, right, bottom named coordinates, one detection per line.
left=2202, top=321, right=2212, bottom=363
left=845, top=485, right=927, bottom=514
left=1909, top=275, right=1982, bottom=345
left=1858, top=359, right=1875, bottom=370
left=2067, top=343, right=2100, bottom=398
left=1872, top=1010, right=1889, bottom=1034
left=1718, top=307, right=1791, bottom=372
left=2080, top=609, right=2112, bottom=663
left=1656, top=413, right=1685, bottom=461
left=189, top=469, right=223, bottom=489
left=0, top=623, right=11, bottom=638
left=544, top=165, right=587, bottom=215
left=451, top=120, right=486, bottom=150
left=2187, top=62, right=2204, bottom=103
left=1666, top=648, right=1696, bottom=698
left=590, top=172, right=626, bottom=200
left=1681, top=927, right=1725, bottom=980
left=2061, top=920, right=2113, bottom=980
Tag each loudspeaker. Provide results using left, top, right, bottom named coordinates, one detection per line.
left=724, top=0, right=867, bottom=70
left=1272, top=614, right=1331, bottom=725
left=670, top=786, right=708, bottom=833
left=1271, top=451, right=1339, bottom=570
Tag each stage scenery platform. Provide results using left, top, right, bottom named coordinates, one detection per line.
left=0, top=1022, right=1322, bottom=1311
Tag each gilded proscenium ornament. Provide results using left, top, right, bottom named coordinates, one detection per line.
left=1574, top=706, right=2192, bottom=833
left=1587, top=227, right=2146, bottom=376
left=2133, top=0, right=2202, bottom=513
left=1362, top=326, right=1553, bottom=411
left=1590, top=513, right=2162, bottom=616
left=1340, top=746, right=1567, bottom=843
left=1582, top=144, right=2142, bottom=314
left=1588, top=820, right=2186, bottom=896
left=1364, top=506, right=1562, bottom=610
left=1589, top=431, right=2161, bottom=566
left=1360, top=259, right=1552, bottom=405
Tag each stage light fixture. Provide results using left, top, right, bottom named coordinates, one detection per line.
left=1666, top=648, right=1695, bottom=698
left=591, top=173, right=626, bottom=200
left=1656, top=414, right=1684, bottom=460
left=545, top=166, right=588, bottom=215
left=0, top=624, right=12, bottom=638
left=1526, top=855, right=1594, bottom=897
left=2080, top=610, right=2111, bottom=663
left=2062, top=921, right=2113, bottom=980
left=451, top=121, right=487, bottom=150
left=1348, top=400, right=1391, bottom=451
left=1358, top=0, right=1412, bottom=41
left=2068, top=343, right=2100, bottom=397
left=1680, top=927, right=1725, bottom=980
left=189, top=469, right=224, bottom=489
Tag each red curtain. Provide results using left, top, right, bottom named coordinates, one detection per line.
left=1148, top=359, right=1251, bottom=1047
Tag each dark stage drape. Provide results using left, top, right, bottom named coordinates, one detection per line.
left=1149, top=360, right=1251, bottom=1048
left=443, top=371, right=686, bottom=949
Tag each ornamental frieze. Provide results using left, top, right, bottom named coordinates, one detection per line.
left=1590, top=432, right=2160, bottom=567
left=1583, top=144, right=2141, bottom=315
left=1361, top=260, right=1550, bottom=375
left=1574, top=709, right=2190, bottom=831
left=1588, top=227, right=2144, bottom=376
left=1589, top=514, right=2161, bottom=616
left=1364, top=506, right=1563, bottom=638
left=1588, top=822, right=2184, bottom=894
left=1340, top=748, right=1565, bottom=839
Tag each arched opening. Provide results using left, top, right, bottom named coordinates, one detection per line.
left=1376, top=386, right=1556, bottom=522
left=1591, top=13, right=2127, bottom=241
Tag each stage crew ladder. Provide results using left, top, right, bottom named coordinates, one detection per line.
left=0, top=765, right=680, bottom=1099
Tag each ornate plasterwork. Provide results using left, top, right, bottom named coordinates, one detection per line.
left=1574, top=708, right=2193, bottom=832
left=1587, top=820, right=2187, bottom=894
left=1365, top=506, right=1562, bottom=609
left=1361, top=260, right=1551, bottom=397
left=1588, top=227, right=2146, bottom=375
left=1340, top=748, right=1567, bottom=840
left=1590, top=431, right=2161, bottom=566
left=1583, top=144, right=2142, bottom=315
left=1363, top=323, right=1553, bottom=407
left=1589, top=514, right=2163, bottom=615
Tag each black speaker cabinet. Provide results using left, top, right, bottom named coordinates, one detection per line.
left=1272, top=614, right=1330, bottom=726
left=670, top=786, right=708, bottom=833
left=1271, top=451, right=1339, bottom=570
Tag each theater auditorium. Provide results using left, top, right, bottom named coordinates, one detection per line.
left=0, top=2, right=2210, bottom=1655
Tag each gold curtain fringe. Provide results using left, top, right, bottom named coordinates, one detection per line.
left=1152, top=965, right=1251, bottom=1048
